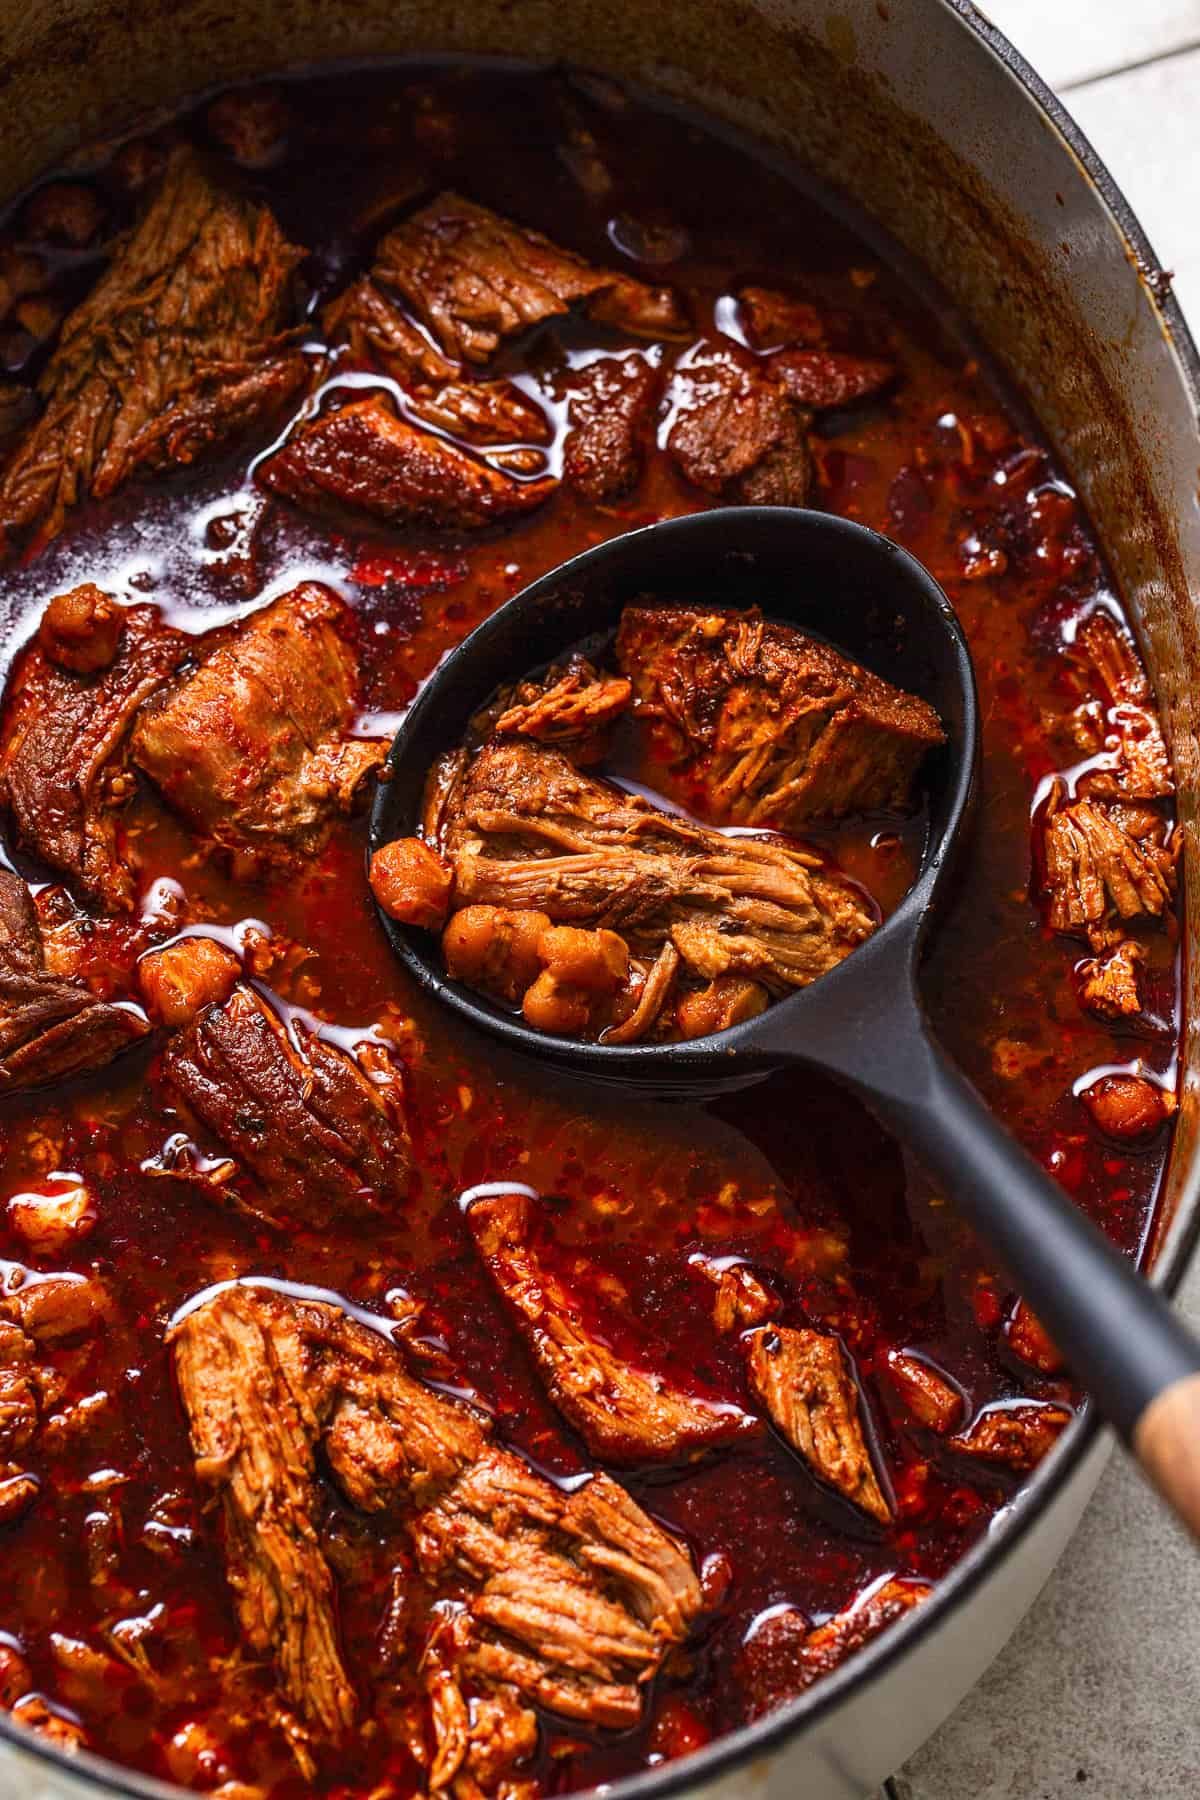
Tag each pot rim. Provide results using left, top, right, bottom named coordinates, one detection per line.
left=3, top=4, right=1200, bottom=1796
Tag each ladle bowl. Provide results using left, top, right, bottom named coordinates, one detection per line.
left=369, top=506, right=1200, bottom=1535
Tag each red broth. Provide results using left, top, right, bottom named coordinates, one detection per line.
left=0, top=62, right=1179, bottom=1799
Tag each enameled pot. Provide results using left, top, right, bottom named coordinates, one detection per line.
left=0, top=3, right=1196, bottom=1796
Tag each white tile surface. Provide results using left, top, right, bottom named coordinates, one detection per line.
left=901, top=12, right=1200, bottom=1797
left=978, top=0, right=1200, bottom=92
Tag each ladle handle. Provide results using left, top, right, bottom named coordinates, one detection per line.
left=852, top=1023, right=1200, bottom=1539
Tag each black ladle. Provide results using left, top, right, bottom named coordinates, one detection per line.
left=370, top=506, right=1200, bottom=1534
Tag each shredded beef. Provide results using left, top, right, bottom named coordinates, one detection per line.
left=1075, top=612, right=1172, bottom=800
left=434, top=739, right=876, bottom=999
left=1041, top=787, right=1175, bottom=951
left=490, top=655, right=631, bottom=765
left=258, top=396, right=554, bottom=529
left=744, top=1326, right=891, bottom=1523
left=466, top=1188, right=756, bottom=1464
left=616, top=605, right=945, bottom=826
left=0, top=597, right=187, bottom=910
left=159, top=984, right=411, bottom=1227
left=1076, top=938, right=1144, bottom=1019
left=0, top=871, right=147, bottom=1090
left=369, top=193, right=687, bottom=365
left=947, top=1401, right=1072, bottom=1470
left=132, top=584, right=385, bottom=862
left=663, top=340, right=814, bottom=507
left=736, top=1575, right=930, bottom=1718
left=170, top=1285, right=702, bottom=1759
left=0, top=147, right=305, bottom=556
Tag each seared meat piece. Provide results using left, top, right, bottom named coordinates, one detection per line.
left=744, top=1326, right=891, bottom=1524
left=883, top=1349, right=964, bottom=1434
left=560, top=354, right=660, bottom=502
left=1076, top=938, right=1143, bottom=1020
left=423, top=1612, right=538, bottom=1799
left=258, top=397, right=554, bottom=530
left=737, top=286, right=836, bottom=350
left=1005, top=1303, right=1064, bottom=1377
left=0, top=871, right=147, bottom=1090
left=132, top=585, right=384, bottom=863
left=0, top=148, right=305, bottom=555
left=663, top=340, right=813, bottom=507
left=170, top=1287, right=359, bottom=1759
left=370, top=193, right=687, bottom=366
left=616, top=605, right=945, bottom=827
left=947, top=1401, right=1072, bottom=1470
left=0, top=598, right=187, bottom=910
left=766, top=348, right=895, bottom=411
left=325, top=276, right=552, bottom=450
left=1040, top=786, right=1176, bottom=951
left=171, top=1284, right=702, bottom=1752
left=675, top=974, right=768, bottom=1040
left=690, top=1257, right=775, bottom=1332
left=437, top=740, right=877, bottom=1000
left=1076, top=612, right=1172, bottom=800
left=466, top=1188, right=755, bottom=1464
left=490, top=654, right=631, bottom=766
left=160, top=984, right=410, bottom=1226
left=737, top=1576, right=930, bottom=1717
left=1080, top=1071, right=1171, bottom=1142
left=1, top=1267, right=107, bottom=1528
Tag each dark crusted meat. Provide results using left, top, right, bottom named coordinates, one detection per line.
left=766, top=349, right=895, bottom=411
left=616, top=605, right=946, bottom=826
left=1041, top=786, right=1176, bottom=951
left=132, top=584, right=385, bottom=862
left=0, top=596, right=187, bottom=910
left=560, top=354, right=660, bottom=502
left=736, top=1576, right=930, bottom=1718
left=159, top=984, right=411, bottom=1227
left=1075, top=611, right=1172, bottom=801
left=436, top=739, right=877, bottom=997
left=0, top=871, right=147, bottom=1090
left=0, top=147, right=305, bottom=555
left=663, top=340, right=814, bottom=507
left=170, top=1284, right=702, bottom=1757
left=466, top=1188, right=756, bottom=1464
left=743, top=1326, right=891, bottom=1524
left=257, top=396, right=554, bottom=530
left=947, top=1401, right=1072, bottom=1470
left=369, top=193, right=688, bottom=365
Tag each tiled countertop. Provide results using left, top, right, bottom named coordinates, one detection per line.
left=896, top=5, right=1200, bottom=1796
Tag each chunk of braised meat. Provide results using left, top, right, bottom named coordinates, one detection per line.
left=434, top=741, right=877, bottom=1017
left=736, top=285, right=851, bottom=351
left=690, top=1256, right=775, bottom=1331
left=207, top=86, right=291, bottom=167
left=369, top=839, right=455, bottom=931
left=766, top=349, right=895, bottom=411
left=22, top=182, right=106, bottom=249
left=0, top=148, right=305, bottom=556
left=442, top=905, right=552, bottom=1005
left=1080, top=1071, right=1172, bottom=1142
left=560, top=354, right=660, bottom=502
left=1006, top=1303, right=1064, bottom=1376
left=370, top=193, right=688, bottom=366
left=136, top=936, right=241, bottom=1029
left=258, top=396, right=554, bottom=530
left=0, top=871, right=148, bottom=1091
left=170, top=1285, right=702, bottom=1758
left=883, top=1349, right=964, bottom=1434
left=1, top=1267, right=107, bottom=1528
left=744, top=1326, right=891, bottom=1524
left=617, top=605, right=946, bottom=826
left=947, top=1402, right=1072, bottom=1470
left=1075, top=611, right=1172, bottom=801
left=736, top=1576, right=930, bottom=1719
left=0, top=597, right=186, bottom=910
left=159, top=984, right=410, bottom=1227
left=1040, top=785, right=1176, bottom=951
left=663, top=340, right=813, bottom=506
left=1076, top=938, right=1143, bottom=1020
left=465, top=1188, right=756, bottom=1464
left=422, top=1611, right=538, bottom=1800
left=132, top=584, right=385, bottom=864
left=485, top=654, right=632, bottom=770
left=324, top=277, right=552, bottom=451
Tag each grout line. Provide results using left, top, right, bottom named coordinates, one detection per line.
left=1061, top=35, right=1200, bottom=93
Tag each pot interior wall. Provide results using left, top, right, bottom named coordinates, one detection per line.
left=0, top=0, right=1196, bottom=1257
